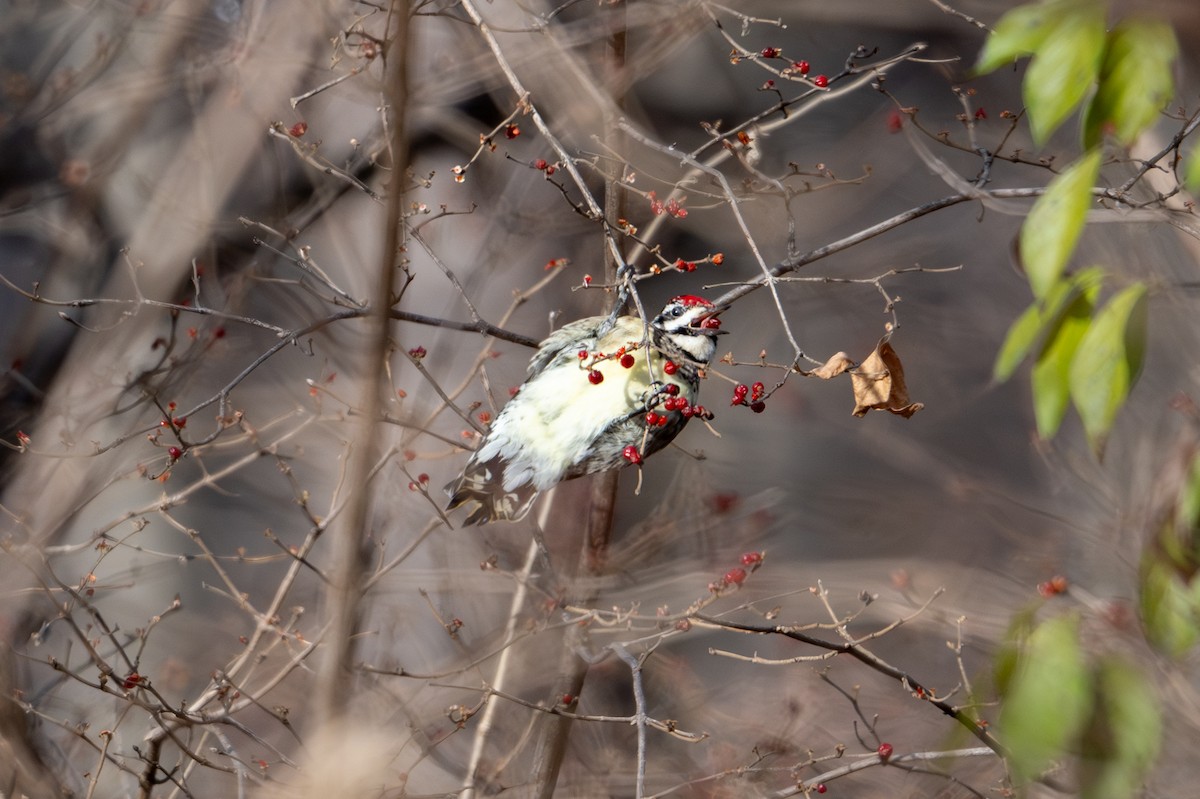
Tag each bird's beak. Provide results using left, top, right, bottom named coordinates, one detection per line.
left=694, top=303, right=731, bottom=333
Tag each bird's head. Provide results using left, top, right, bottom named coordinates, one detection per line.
left=651, top=295, right=728, bottom=364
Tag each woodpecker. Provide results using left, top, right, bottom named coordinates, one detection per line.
left=446, top=295, right=727, bottom=524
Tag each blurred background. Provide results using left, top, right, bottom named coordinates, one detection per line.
left=2, top=0, right=1199, bottom=796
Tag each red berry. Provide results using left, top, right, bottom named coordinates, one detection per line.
left=887, top=108, right=904, bottom=134
left=663, top=360, right=677, bottom=375
left=877, top=742, right=893, bottom=762
left=288, top=121, right=307, bottom=138
left=711, top=493, right=739, bottom=513
left=588, top=370, right=604, bottom=385
left=795, top=60, right=810, bottom=75
left=167, top=446, right=182, bottom=461
left=534, top=158, right=548, bottom=170
left=561, top=693, right=574, bottom=704
left=751, top=381, right=764, bottom=399
left=760, top=47, right=780, bottom=59
left=505, top=123, right=520, bottom=139
left=741, top=551, right=763, bottom=565
left=1037, top=575, right=1068, bottom=597
left=645, top=412, right=661, bottom=426
left=813, top=74, right=829, bottom=88
left=578, top=350, right=588, bottom=359
left=974, top=107, right=987, bottom=120
left=664, top=384, right=679, bottom=395
left=122, top=672, right=141, bottom=690
left=620, top=353, right=635, bottom=368
left=172, top=417, right=186, bottom=428
left=816, top=785, right=827, bottom=794
left=724, top=567, right=747, bottom=586
left=622, top=445, right=642, bottom=465
left=408, top=346, right=426, bottom=359
left=750, top=401, right=766, bottom=413
left=418, top=473, right=430, bottom=484
left=408, top=481, right=420, bottom=491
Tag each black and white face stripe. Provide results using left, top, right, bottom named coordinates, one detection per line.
left=651, top=297, right=721, bottom=335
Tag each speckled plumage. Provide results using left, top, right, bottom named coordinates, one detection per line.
left=446, top=297, right=725, bottom=524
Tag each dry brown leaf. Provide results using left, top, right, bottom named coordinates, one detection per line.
left=850, top=339, right=924, bottom=418
left=809, top=351, right=855, bottom=379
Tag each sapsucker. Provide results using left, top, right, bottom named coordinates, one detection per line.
left=446, top=295, right=727, bottom=524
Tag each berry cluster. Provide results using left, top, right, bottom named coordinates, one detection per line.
left=732, top=47, right=827, bottom=87
left=145, top=401, right=190, bottom=477
left=646, top=253, right=725, bottom=277
left=709, top=551, right=765, bottom=593
left=1038, top=575, right=1068, bottom=597
left=647, top=190, right=687, bottom=218
left=731, top=381, right=767, bottom=413
left=578, top=342, right=650, bottom=383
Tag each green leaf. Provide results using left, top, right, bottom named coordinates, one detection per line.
left=994, top=267, right=1104, bottom=383
left=999, top=613, right=1092, bottom=784
left=1186, top=148, right=1200, bottom=194
left=1080, top=657, right=1162, bottom=799
left=993, top=605, right=1039, bottom=696
left=1068, top=283, right=1149, bottom=454
left=975, top=1, right=1068, bottom=74
left=1020, top=150, right=1102, bottom=300
left=1024, top=2, right=1106, bottom=145
left=1139, top=555, right=1200, bottom=658
left=994, top=303, right=1045, bottom=383
left=1031, top=280, right=1099, bottom=438
left=1178, top=453, right=1200, bottom=536
left=1083, top=19, right=1178, bottom=148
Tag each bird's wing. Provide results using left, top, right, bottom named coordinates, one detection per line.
left=525, top=314, right=651, bottom=377
left=525, top=315, right=604, bottom=378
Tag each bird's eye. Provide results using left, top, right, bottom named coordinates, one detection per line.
left=670, top=306, right=684, bottom=317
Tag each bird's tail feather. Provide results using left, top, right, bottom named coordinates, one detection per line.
left=445, top=458, right=539, bottom=525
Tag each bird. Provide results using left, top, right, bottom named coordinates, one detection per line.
left=446, top=295, right=728, bottom=524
